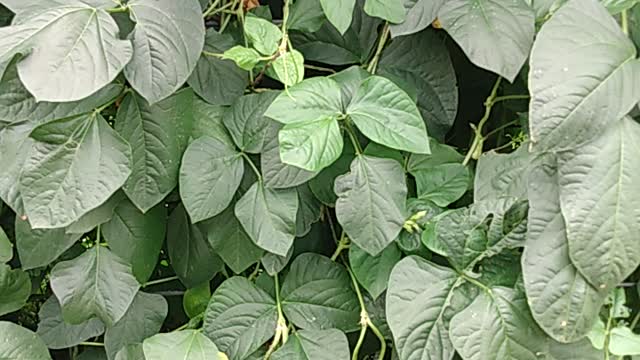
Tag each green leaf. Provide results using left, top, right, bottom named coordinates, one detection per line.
left=414, top=163, right=471, bottom=207
left=0, top=3, right=132, bottom=102
left=115, top=344, right=145, bottom=360
left=347, top=76, right=430, bottom=154
left=335, top=155, right=407, bottom=256
left=102, top=199, right=166, bottom=284
left=202, top=277, right=277, bottom=360
left=0, top=264, right=30, bottom=316
left=265, top=77, right=343, bottom=125
left=14, top=217, right=82, bottom=270
left=36, top=296, right=105, bottom=350
left=183, top=283, right=211, bottom=319
left=558, top=118, right=640, bottom=291
left=267, top=50, right=305, bottom=87
left=244, top=14, right=283, bottom=55
left=281, top=253, right=360, bottom=331
left=474, top=145, right=529, bottom=202
left=320, top=0, right=356, bottom=34
left=167, top=205, right=223, bottom=288
left=601, top=0, right=640, bottom=14
left=330, top=65, right=370, bottom=106
left=125, top=0, right=205, bottom=104
left=364, top=0, right=406, bottom=23
left=309, top=143, right=355, bottom=206
left=378, top=29, right=458, bottom=140
left=262, top=125, right=319, bottom=189
left=279, top=116, right=344, bottom=172
left=389, top=0, right=445, bottom=37
left=0, top=321, right=51, bottom=360
left=143, top=330, right=221, bottom=360
left=105, top=292, right=168, bottom=360
left=261, top=249, right=293, bottom=276
left=439, top=0, right=535, bottom=81
left=223, top=91, right=279, bottom=154
left=235, top=182, right=298, bottom=257
left=191, top=98, right=235, bottom=146
left=386, top=256, right=473, bottom=360
left=522, top=154, right=605, bottom=343
left=222, top=46, right=262, bottom=71
left=188, top=30, right=248, bottom=105
left=66, top=192, right=126, bottom=235
left=295, top=184, right=322, bottom=237
left=407, top=138, right=464, bottom=175
left=202, top=206, right=264, bottom=274
left=528, top=0, right=640, bottom=151
left=20, top=113, right=132, bottom=229
left=289, top=0, right=325, bottom=33
left=50, top=246, right=140, bottom=326
left=180, top=136, right=244, bottom=223
left=349, top=242, right=401, bottom=300
left=115, top=90, right=193, bottom=212
left=449, top=287, right=546, bottom=360
left=271, top=329, right=350, bottom=360
left=542, top=338, right=602, bottom=360
left=607, top=326, right=640, bottom=356
left=0, top=226, right=11, bottom=263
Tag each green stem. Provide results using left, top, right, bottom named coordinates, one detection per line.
left=622, top=10, right=629, bottom=35
left=460, top=273, right=492, bottom=294
left=219, top=0, right=240, bottom=33
left=483, top=119, right=520, bottom=140
left=242, top=153, right=263, bottom=183
left=352, top=325, right=368, bottom=360
left=106, top=6, right=128, bottom=13
left=202, top=51, right=224, bottom=58
left=248, top=262, right=261, bottom=281
left=303, top=64, right=336, bottom=73
left=280, top=0, right=291, bottom=34
left=346, top=265, right=385, bottom=360
left=330, top=232, right=350, bottom=261
left=79, top=342, right=104, bottom=347
left=631, top=310, right=640, bottom=330
left=265, top=274, right=287, bottom=359
left=202, top=0, right=223, bottom=18
left=604, top=310, right=614, bottom=360
left=366, top=23, right=390, bottom=74
left=492, top=94, right=529, bottom=104
left=462, top=77, right=503, bottom=166
left=344, top=121, right=363, bottom=155
left=368, top=320, right=387, bottom=360
left=96, top=224, right=101, bottom=245
left=144, top=276, right=180, bottom=287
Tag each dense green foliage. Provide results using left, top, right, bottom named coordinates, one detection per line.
left=1, top=0, right=640, bottom=359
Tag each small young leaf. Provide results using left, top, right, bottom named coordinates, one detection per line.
left=244, top=14, right=283, bottom=56
left=267, top=50, right=305, bottom=87
left=262, top=125, right=319, bottom=189
left=223, top=46, right=262, bottom=71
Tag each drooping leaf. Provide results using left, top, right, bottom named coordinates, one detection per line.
left=389, top=0, right=446, bottom=37
left=50, top=246, right=140, bottom=326
left=474, top=145, right=529, bottom=202
left=115, top=90, right=193, bottom=212
left=180, top=136, right=244, bottom=223
left=558, top=118, right=640, bottom=292
left=279, top=116, right=344, bottom=172
left=414, top=163, right=471, bottom=207
left=105, top=292, right=168, bottom=360
left=14, top=217, right=82, bottom=270
left=0, top=264, right=30, bottom=316
left=281, top=253, right=360, bottom=331
left=20, top=113, right=132, bottom=229
left=202, top=277, right=277, bottom=360
left=335, top=155, right=407, bottom=256
left=0, top=321, right=51, bottom=360
left=271, top=329, right=350, bottom=360
left=143, top=330, right=221, bottom=360
left=235, top=182, right=298, bottom=257
left=347, top=76, right=430, bottom=154
left=244, top=14, right=282, bottom=55
left=528, top=0, right=640, bottom=151
left=349, top=242, right=401, bottom=300
left=102, top=199, right=166, bottom=284
left=125, top=0, right=205, bottom=104
left=36, top=296, right=105, bottom=350
left=267, top=50, right=305, bottom=87
left=223, top=91, right=279, bottom=154
left=439, top=0, right=535, bottom=81
left=265, top=77, right=343, bottom=125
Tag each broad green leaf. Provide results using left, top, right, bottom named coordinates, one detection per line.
left=267, top=49, right=305, bottom=87
left=449, top=287, right=546, bottom=360
left=389, top=0, right=446, bottom=37
left=320, top=0, right=356, bottom=34
left=191, top=98, right=235, bottom=146
left=105, top=292, right=168, bottom=360
left=183, top=283, right=211, bottom=319
left=330, top=65, right=370, bottom=106
left=36, top=296, right=105, bottom=350
left=102, top=199, right=166, bottom=284
left=202, top=206, right=264, bottom=274
left=474, top=145, right=529, bottom=202
left=335, top=155, right=406, bottom=256
left=295, top=184, right=322, bottom=237
left=378, top=29, right=458, bottom=140
left=235, top=182, right=298, bottom=256
left=289, top=0, right=325, bottom=33
left=271, top=329, right=350, bottom=360
left=407, top=139, right=464, bottom=175
left=180, top=136, right=244, bottom=223
left=281, top=253, right=360, bottom=331
left=188, top=30, right=248, bottom=105
left=0, top=226, right=11, bottom=263
left=167, top=205, right=223, bottom=287
left=222, top=46, right=262, bottom=71
left=115, top=344, right=145, bottom=360
left=439, top=0, right=535, bottom=82
left=261, top=248, right=293, bottom=276
left=0, top=264, right=30, bottom=316
left=279, top=116, right=344, bottom=172
left=386, top=256, right=471, bottom=360
left=143, top=330, right=221, bottom=360
left=0, top=3, right=132, bottom=102
left=522, top=154, right=604, bottom=343
left=125, top=0, right=205, bottom=104
left=20, top=113, right=132, bottom=229
left=0, top=321, right=51, bottom=360
left=244, top=14, right=282, bottom=55
left=558, top=118, right=640, bottom=291
left=601, top=0, right=640, bottom=13
left=309, top=143, right=355, bottom=206
left=364, top=142, right=404, bottom=164
left=363, top=0, right=405, bottom=23
left=203, top=277, right=277, bottom=360
left=350, top=243, right=401, bottom=300
left=542, top=338, right=602, bottom=360
left=50, top=246, right=140, bottom=326
left=262, top=124, right=319, bottom=189
left=414, top=164, right=471, bottom=207
left=347, top=76, right=430, bottom=154
left=15, top=217, right=82, bottom=270
left=608, top=326, right=640, bottom=356
left=528, top=0, right=640, bottom=151
left=223, top=92, right=279, bottom=154
left=265, top=77, right=343, bottom=125
left=364, top=293, right=392, bottom=340
left=66, top=192, right=126, bottom=235
left=115, top=90, right=193, bottom=212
